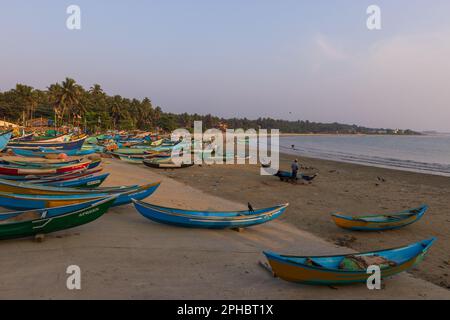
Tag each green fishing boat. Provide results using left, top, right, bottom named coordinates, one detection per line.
left=0, top=196, right=116, bottom=240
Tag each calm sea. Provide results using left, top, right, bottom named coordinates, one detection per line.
left=277, top=134, right=450, bottom=176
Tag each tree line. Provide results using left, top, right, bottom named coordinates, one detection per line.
left=0, top=78, right=418, bottom=135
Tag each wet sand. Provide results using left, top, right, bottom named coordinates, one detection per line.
left=0, top=159, right=448, bottom=299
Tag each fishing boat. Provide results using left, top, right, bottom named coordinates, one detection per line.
left=143, top=159, right=194, bottom=169
left=0, top=197, right=107, bottom=221
left=8, top=135, right=86, bottom=150
left=0, top=181, right=161, bottom=209
left=150, top=139, right=163, bottom=147
left=0, top=155, right=84, bottom=167
left=31, top=173, right=110, bottom=188
left=0, top=196, right=116, bottom=240
left=112, top=148, right=152, bottom=156
left=0, top=161, right=92, bottom=176
left=133, top=200, right=288, bottom=229
left=263, top=238, right=436, bottom=285
left=0, top=131, right=13, bottom=151
left=82, top=144, right=104, bottom=153
left=331, top=205, right=428, bottom=231
left=0, top=157, right=101, bottom=171
left=144, top=151, right=172, bottom=158
left=274, top=170, right=317, bottom=182
left=33, top=133, right=72, bottom=142
left=12, top=147, right=96, bottom=158
left=10, top=132, right=34, bottom=142
left=117, top=154, right=146, bottom=164
left=46, top=173, right=106, bottom=188
left=0, top=177, right=139, bottom=195
left=0, top=167, right=103, bottom=182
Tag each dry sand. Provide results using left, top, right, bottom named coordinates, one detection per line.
left=0, top=158, right=448, bottom=299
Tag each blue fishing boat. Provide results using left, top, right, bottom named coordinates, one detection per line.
left=0, top=131, right=13, bottom=151
left=39, top=173, right=110, bottom=188
left=12, top=147, right=96, bottom=157
left=331, top=205, right=428, bottom=231
left=263, top=238, right=436, bottom=285
left=0, top=176, right=135, bottom=195
left=133, top=200, right=288, bottom=229
left=0, top=182, right=161, bottom=210
left=8, top=135, right=86, bottom=150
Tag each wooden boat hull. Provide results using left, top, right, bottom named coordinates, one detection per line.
left=8, top=136, right=86, bottom=150
left=42, top=173, right=109, bottom=188
left=331, top=205, right=428, bottom=231
left=11, top=148, right=96, bottom=158
left=143, top=159, right=194, bottom=169
left=0, top=176, right=142, bottom=195
left=113, top=148, right=151, bottom=155
left=133, top=200, right=288, bottom=229
left=0, top=182, right=160, bottom=209
left=0, top=155, right=84, bottom=167
left=117, top=155, right=145, bottom=164
left=36, top=134, right=72, bottom=142
left=0, top=158, right=101, bottom=170
left=150, top=139, right=163, bottom=146
left=10, top=133, right=34, bottom=142
left=0, top=161, right=91, bottom=176
left=0, top=196, right=115, bottom=240
left=264, top=238, right=435, bottom=285
left=0, top=131, right=12, bottom=151
left=0, top=167, right=103, bottom=182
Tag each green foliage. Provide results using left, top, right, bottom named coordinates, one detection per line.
left=0, top=79, right=419, bottom=134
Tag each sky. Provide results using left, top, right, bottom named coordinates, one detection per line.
left=1, top=0, right=450, bottom=131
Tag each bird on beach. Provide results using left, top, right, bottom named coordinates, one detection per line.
left=248, top=202, right=254, bottom=213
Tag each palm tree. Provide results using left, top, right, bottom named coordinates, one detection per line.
left=89, top=84, right=104, bottom=96
left=47, top=83, right=63, bottom=127
left=109, top=95, right=123, bottom=129
left=140, top=97, right=153, bottom=129
left=12, top=84, right=38, bottom=125
left=154, top=106, right=162, bottom=128
left=60, top=78, right=82, bottom=125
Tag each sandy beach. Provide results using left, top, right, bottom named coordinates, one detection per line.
left=167, top=153, right=450, bottom=290
left=0, top=158, right=449, bottom=299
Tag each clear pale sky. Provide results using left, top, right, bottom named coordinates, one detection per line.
left=1, top=0, right=449, bottom=131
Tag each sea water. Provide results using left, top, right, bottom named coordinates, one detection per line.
left=278, top=134, right=450, bottom=176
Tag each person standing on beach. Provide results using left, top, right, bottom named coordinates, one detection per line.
left=291, top=159, right=299, bottom=179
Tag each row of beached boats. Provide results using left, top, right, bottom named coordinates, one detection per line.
left=0, top=129, right=436, bottom=286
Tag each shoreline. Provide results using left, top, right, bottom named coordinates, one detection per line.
left=279, top=133, right=423, bottom=136
left=277, top=151, right=450, bottom=178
